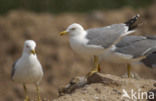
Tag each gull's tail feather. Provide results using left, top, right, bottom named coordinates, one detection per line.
left=125, top=14, right=140, bottom=31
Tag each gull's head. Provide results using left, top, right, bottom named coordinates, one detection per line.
left=23, top=40, right=36, bottom=55
left=60, top=23, right=85, bottom=37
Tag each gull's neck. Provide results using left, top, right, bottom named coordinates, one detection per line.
left=69, top=30, right=88, bottom=47
left=70, top=30, right=87, bottom=39
left=22, top=52, right=37, bottom=58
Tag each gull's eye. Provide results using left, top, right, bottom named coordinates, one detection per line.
left=26, top=45, right=30, bottom=48
left=70, top=27, right=76, bottom=30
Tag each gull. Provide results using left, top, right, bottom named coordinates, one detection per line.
left=60, top=14, right=140, bottom=77
left=102, top=35, right=156, bottom=77
left=11, top=40, right=43, bottom=101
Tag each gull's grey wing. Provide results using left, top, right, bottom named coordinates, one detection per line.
left=116, top=36, right=147, bottom=48
left=141, top=48, right=156, bottom=68
left=114, top=38, right=156, bottom=58
left=86, top=24, right=129, bottom=48
left=11, top=60, right=17, bottom=79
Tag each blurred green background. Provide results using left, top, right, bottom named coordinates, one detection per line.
left=0, top=0, right=154, bottom=14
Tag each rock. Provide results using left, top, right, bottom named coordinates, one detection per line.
left=55, top=73, right=156, bottom=101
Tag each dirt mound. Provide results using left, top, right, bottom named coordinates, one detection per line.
left=0, top=2, right=156, bottom=101
left=54, top=73, right=156, bottom=101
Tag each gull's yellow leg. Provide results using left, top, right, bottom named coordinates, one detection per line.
left=86, top=56, right=101, bottom=77
left=127, top=64, right=131, bottom=78
left=23, top=84, right=29, bottom=101
left=36, top=84, right=41, bottom=101
left=97, top=64, right=101, bottom=72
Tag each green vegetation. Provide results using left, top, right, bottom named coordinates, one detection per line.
left=0, top=0, right=154, bottom=14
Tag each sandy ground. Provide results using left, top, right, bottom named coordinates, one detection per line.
left=54, top=73, right=156, bottom=101
left=0, top=2, right=156, bottom=101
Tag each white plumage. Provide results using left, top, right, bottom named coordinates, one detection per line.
left=12, top=40, right=43, bottom=84
left=60, top=14, right=140, bottom=77
left=11, top=40, right=43, bottom=101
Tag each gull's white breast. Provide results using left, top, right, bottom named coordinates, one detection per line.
left=13, top=55, right=43, bottom=84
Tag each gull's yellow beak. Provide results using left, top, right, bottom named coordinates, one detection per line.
left=31, top=49, right=36, bottom=55
left=60, top=31, right=68, bottom=36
